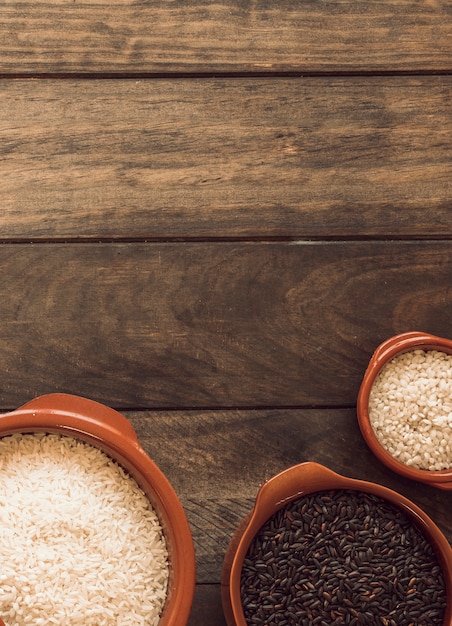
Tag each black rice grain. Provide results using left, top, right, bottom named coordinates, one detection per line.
left=240, top=490, right=447, bottom=626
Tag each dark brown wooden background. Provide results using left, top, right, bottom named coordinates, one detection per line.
left=0, top=2, right=451, bottom=624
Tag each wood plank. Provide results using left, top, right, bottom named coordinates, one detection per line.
left=188, top=584, right=226, bottom=626
left=0, top=78, right=451, bottom=240
left=124, top=408, right=452, bottom=584
left=1, top=241, right=452, bottom=409
left=0, top=1, right=450, bottom=73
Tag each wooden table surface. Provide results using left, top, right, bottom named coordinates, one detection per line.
left=0, top=2, right=451, bottom=624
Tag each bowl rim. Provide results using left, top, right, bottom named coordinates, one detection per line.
left=0, top=393, right=196, bottom=626
left=221, top=461, right=452, bottom=626
left=357, top=331, right=452, bottom=488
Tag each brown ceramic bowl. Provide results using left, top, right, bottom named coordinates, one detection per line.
left=221, top=462, right=452, bottom=626
left=357, top=331, right=452, bottom=490
left=0, top=393, right=196, bottom=626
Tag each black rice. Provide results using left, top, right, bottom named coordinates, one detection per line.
left=240, top=490, right=447, bottom=626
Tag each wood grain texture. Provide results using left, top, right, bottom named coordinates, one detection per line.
left=0, top=1, right=450, bottom=74
left=1, top=1, right=450, bottom=624
left=0, top=77, right=451, bottom=240
left=187, top=584, right=226, bottom=626
left=1, top=241, right=452, bottom=409
left=124, top=408, right=452, bottom=585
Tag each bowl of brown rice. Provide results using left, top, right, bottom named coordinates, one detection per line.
left=221, top=462, right=452, bottom=626
left=357, top=331, right=452, bottom=489
left=0, top=393, right=196, bottom=626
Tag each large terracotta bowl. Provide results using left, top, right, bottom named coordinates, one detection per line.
left=357, top=331, right=452, bottom=489
left=0, top=393, right=196, bottom=626
left=221, top=462, right=452, bottom=626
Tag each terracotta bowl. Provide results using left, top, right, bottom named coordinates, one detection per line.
left=357, top=331, right=452, bottom=489
left=0, top=393, right=196, bottom=626
left=221, top=462, right=452, bottom=626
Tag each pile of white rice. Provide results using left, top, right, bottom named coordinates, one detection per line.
left=368, top=349, right=452, bottom=471
left=0, top=433, right=169, bottom=626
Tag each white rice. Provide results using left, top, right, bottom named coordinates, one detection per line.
left=0, top=433, right=169, bottom=626
left=368, top=349, right=452, bottom=471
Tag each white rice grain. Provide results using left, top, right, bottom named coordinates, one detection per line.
left=0, top=433, right=169, bottom=626
left=368, top=349, right=452, bottom=471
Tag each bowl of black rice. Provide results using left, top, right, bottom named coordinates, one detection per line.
left=221, top=462, right=452, bottom=626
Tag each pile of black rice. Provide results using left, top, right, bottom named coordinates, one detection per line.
left=240, top=490, right=447, bottom=626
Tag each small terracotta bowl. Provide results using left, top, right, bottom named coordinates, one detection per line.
left=221, top=462, right=452, bottom=626
left=0, top=393, right=196, bottom=626
left=357, top=331, right=452, bottom=490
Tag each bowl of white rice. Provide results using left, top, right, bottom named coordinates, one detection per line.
left=0, top=393, right=196, bottom=626
left=357, top=331, right=452, bottom=489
